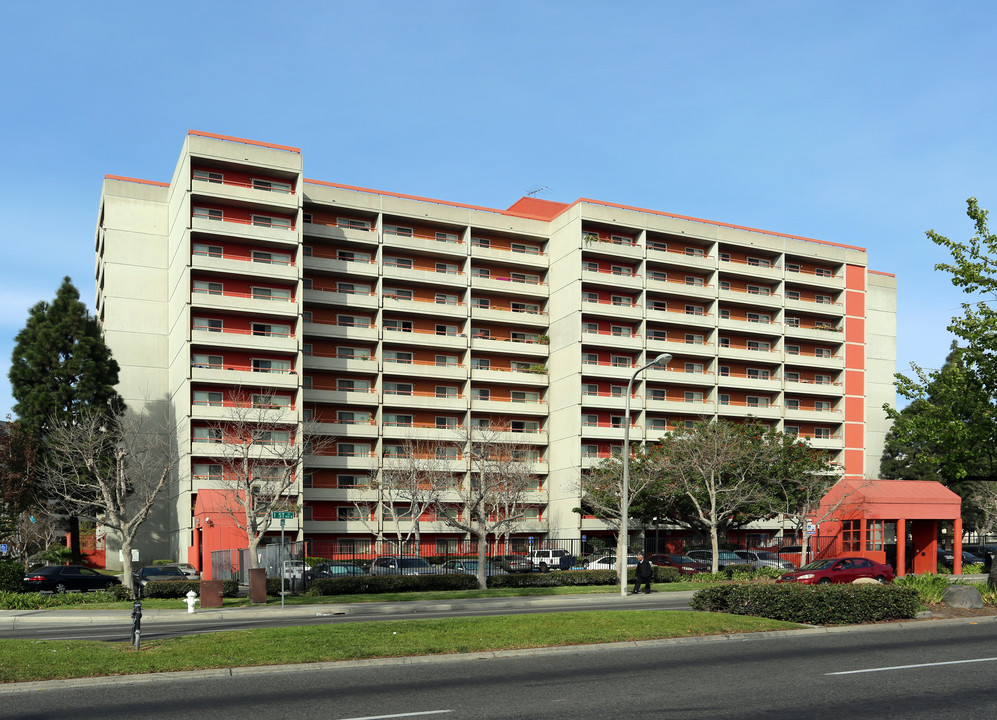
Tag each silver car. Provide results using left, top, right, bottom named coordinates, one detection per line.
left=367, top=556, right=441, bottom=575
left=734, top=550, right=795, bottom=570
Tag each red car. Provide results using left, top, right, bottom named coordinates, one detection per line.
left=775, top=556, right=894, bottom=585
left=648, top=553, right=711, bottom=576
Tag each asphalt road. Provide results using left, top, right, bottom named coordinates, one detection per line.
left=0, top=591, right=696, bottom=642
left=2, top=618, right=996, bottom=719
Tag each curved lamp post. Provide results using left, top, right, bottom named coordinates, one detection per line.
left=618, top=352, right=672, bottom=596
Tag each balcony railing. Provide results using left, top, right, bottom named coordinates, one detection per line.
left=191, top=361, right=295, bottom=374
left=193, top=325, right=294, bottom=338
left=192, top=249, right=295, bottom=266
left=194, top=175, right=295, bottom=195
left=193, top=210, right=295, bottom=231
left=193, top=288, right=295, bottom=302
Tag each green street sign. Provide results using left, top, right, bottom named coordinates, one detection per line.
left=272, top=511, right=294, bottom=519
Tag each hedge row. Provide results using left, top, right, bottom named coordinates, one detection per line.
left=0, top=589, right=120, bottom=610
left=141, top=579, right=240, bottom=599
left=690, top=583, right=920, bottom=624
left=304, top=566, right=683, bottom=596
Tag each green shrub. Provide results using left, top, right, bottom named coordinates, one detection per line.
left=894, top=573, right=952, bottom=604
left=307, top=573, right=479, bottom=596
left=0, top=589, right=120, bottom=610
left=690, top=583, right=920, bottom=624
left=141, top=579, right=238, bottom=599
left=0, top=560, right=25, bottom=593
left=152, top=559, right=176, bottom=566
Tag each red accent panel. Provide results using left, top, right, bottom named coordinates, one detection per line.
left=845, top=396, right=865, bottom=423
left=844, top=342, right=865, bottom=370
left=506, top=197, right=573, bottom=220
left=845, top=289, right=866, bottom=317
left=846, top=317, right=866, bottom=344
left=843, top=448, right=865, bottom=477
left=845, top=369, right=865, bottom=396
left=845, top=264, right=866, bottom=291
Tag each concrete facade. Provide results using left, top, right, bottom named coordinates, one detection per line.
left=94, top=131, right=897, bottom=570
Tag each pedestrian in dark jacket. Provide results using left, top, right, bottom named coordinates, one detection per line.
left=633, top=552, right=653, bottom=595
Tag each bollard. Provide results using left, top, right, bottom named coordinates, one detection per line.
left=184, top=590, right=200, bottom=614
left=131, top=600, right=142, bottom=651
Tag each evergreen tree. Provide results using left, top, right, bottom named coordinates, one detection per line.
left=9, top=277, right=124, bottom=436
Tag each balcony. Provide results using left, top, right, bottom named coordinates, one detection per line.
left=303, top=220, right=378, bottom=246
left=190, top=401, right=296, bottom=424
left=382, top=390, right=467, bottom=412
left=645, top=397, right=715, bottom=415
left=303, top=254, right=379, bottom=278
left=190, top=362, right=300, bottom=390
left=192, top=175, right=298, bottom=213
left=470, top=305, right=548, bottom=328
left=469, top=398, right=548, bottom=416
left=304, top=289, right=378, bottom=311
left=302, top=353, right=377, bottom=374
left=718, top=257, right=782, bottom=282
left=784, top=350, right=844, bottom=370
left=583, top=237, right=643, bottom=261
left=304, top=320, right=378, bottom=344
left=717, top=401, right=782, bottom=420
left=312, top=420, right=379, bottom=439
left=191, top=214, right=297, bottom=246
left=784, top=266, right=845, bottom=291
left=304, top=387, right=378, bottom=405
left=646, top=245, right=715, bottom=272
left=307, top=452, right=378, bottom=471
left=656, top=367, right=715, bottom=386
left=383, top=358, right=466, bottom=381
left=784, top=406, right=843, bottom=423
left=191, top=251, right=298, bottom=282
left=784, top=296, right=844, bottom=318
left=582, top=298, right=644, bottom=322
left=581, top=391, right=631, bottom=410
left=382, top=228, right=467, bottom=257
left=581, top=360, right=643, bottom=381
left=470, top=336, right=548, bottom=357
left=645, top=307, right=715, bottom=329
left=382, top=262, right=466, bottom=287
left=581, top=329, right=643, bottom=351
left=718, top=286, right=782, bottom=309
left=717, top=343, right=781, bottom=364
left=384, top=327, right=468, bottom=351
left=191, top=327, right=297, bottom=354
left=470, top=367, right=548, bottom=386
left=718, top=315, right=782, bottom=336
left=582, top=267, right=643, bottom=291
left=783, top=324, right=845, bottom=342
left=191, top=289, right=298, bottom=318
left=384, top=295, right=467, bottom=320
left=784, top=379, right=844, bottom=396
left=471, top=274, right=548, bottom=299
left=470, top=244, right=548, bottom=268
left=646, top=336, right=716, bottom=357
left=717, top=372, right=782, bottom=393
left=647, top=279, right=716, bottom=303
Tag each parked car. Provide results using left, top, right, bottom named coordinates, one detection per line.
left=282, top=561, right=305, bottom=580
left=937, top=548, right=986, bottom=569
left=23, top=565, right=122, bottom=594
left=734, top=550, right=796, bottom=571
left=489, top=554, right=534, bottom=573
left=306, top=561, right=366, bottom=581
left=440, top=559, right=508, bottom=576
left=648, top=553, right=711, bottom=576
left=585, top=555, right=638, bottom=571
left=165, top=563, right=200, bottom=579
left=775, top=556, right=894, bottom=585
left=368, top=556, right=441, bottom=576
left=962, top=545, right=997, bottom=569
left=686, top=549, right=745, bottom=570
left=132, top=565, right=187, bottom=589
left=525, top=549, right=576, bottom=572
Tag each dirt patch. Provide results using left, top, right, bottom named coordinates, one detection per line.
left=921, top=603, right=997, bottom=620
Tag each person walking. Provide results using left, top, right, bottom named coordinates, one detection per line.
left=632, top=552, right=653, bottom=595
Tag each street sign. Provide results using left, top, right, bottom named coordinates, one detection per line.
left=272, top=511, right=294, bottom=519
left=0, top=544, right=8, bottom=555
left=806, top=522, right=817, bottom=536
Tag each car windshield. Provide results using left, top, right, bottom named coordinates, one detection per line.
left=678, top=556, right=700, bottom=563
left=398, top=558, right=430, bottom=568
left=800, top=559, right=838, bottom=571
left=753, top=552, right=778, bottom=560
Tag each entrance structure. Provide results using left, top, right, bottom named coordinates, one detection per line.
left=817, top=479, right=962, bottom=576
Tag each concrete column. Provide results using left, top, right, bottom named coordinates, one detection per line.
left=954, top=517, right=963, bottom=575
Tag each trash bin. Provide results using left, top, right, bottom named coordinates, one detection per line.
left=200, top=579, right=224, bottom=608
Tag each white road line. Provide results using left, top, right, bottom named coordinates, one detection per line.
left=827, top=657, right=997, bottom=675
left=336, top=711, right=453, bottom=720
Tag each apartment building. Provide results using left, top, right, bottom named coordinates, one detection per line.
left=94, top=131, right=896, bottom=571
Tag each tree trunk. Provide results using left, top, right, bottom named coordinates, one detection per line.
left=988, top=558, right=997, bottom=590
left=69, top=516, right=82, bottom=565
left=121, top=536, right=136, bottom=597
left=476, top=527, right=488, bottom=590
left=710, top=525, right=720, bottom=574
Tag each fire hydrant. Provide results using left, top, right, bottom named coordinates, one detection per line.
left=184, top=590, right=200, bottom=614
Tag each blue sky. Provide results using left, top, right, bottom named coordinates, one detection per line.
left=2, top=1, right=995, bottom=418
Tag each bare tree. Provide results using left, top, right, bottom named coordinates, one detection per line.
left=962, top=481, right=997, bottom=538
left=8, top=509, right=63, bottom=570
left=200, top=391, right=334, bottom=569
left=437, top=425, right=538, bottom=589
left=354, top=439, right=451, bottom=552
left=43, top=407, right=177, bottom=592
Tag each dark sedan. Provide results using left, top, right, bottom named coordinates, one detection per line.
left=775, top=557, right=894, bottom=585
left=305, top=562, right=366, bottom=581
left=489, top=554, right=533, bottom=573
left=23, top=565, right=121, bottom=593
left=133, top=565, right=187, bottom=589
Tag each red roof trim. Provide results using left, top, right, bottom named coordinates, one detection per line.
left=187, top=130, right=301, bottom=154
left=104, top=174, right=170, bottom=188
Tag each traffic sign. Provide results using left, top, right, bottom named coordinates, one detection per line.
left=272, top=511, right=294, bottom=519
left=0, top=544, right=8, bottom=554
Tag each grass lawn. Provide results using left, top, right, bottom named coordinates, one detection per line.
left=0, top=610, right=801, bottom=683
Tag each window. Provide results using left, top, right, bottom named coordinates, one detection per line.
left=471, top=388, right=490, bottom=401
left=251, top=287, right=292, bottom=301
left=747, top=257, right=771, bottom=268
left=383, top=414, right=414, bottom=427
left=437, top=324, right=458, bottom=336
left=582, top=383, right=599, bottom=395
left=746, top=368, right=771, bottom=380
left=647, top=388, right=667, bottom=401
left=251, top=214, right=291, bottom=229
left=685, top=276, right=704, bottom=287
left=252, top=323, right=290, bottom=337
left=252, top=250, right=292, bottom=265
left=786, top=290, right=801, bottom=301
left=785, top=316, right=801, bottom=327
left=815, top=347, right=833, bottom=358
left=337, top=411, right=370, bottom=425
left=336, top=346, right=365, bottom=359
left=842, top=520, right=860, bottom=552
left=303, top=246, right=313, bottom=257
left=610, top=325, right=631, bottom=337
left=384, top=224, right=414, bottom=237
left=816, top=267, right=833, bottom=278
left=610, top=234, right=632, bottom=246
left=337, top=282, right=371, bottom=295
left=436, top=231, right=459, bottom=243
left=436, top=446, right=459, bottom=460
left=436, top=386, right=457, bottom=398
left=719, top=365, right=731, bottom=376
left=510, top=272, right=541, bottom=284
left=193, top=427, right=222, bottom=444
left=610, top=385, right=626, bottom=397
left=251, top=178, right=292, bottom=193
left=471, top=237, right=490, bottom=248
left=582, top=444, right=599, bottom=457
left=192, top=353, right=222, bottom=369
left=511, top=420, right=540, bottom=433
left=582, top=231, right=600, bottom=243
left=747, top=284, right=770, bottom=296
left=193, top=169, right=223, bottom=184
left=436, top=263, right=458, bottom=274
left=785, top=398, right=801, bottom=410
left=786, top=345, right=801, bottom=355
left=193, top=243, right=223, bottom=258
left=815, top=320, right=834, bottom=330
left=611, top=355, right=630, bottom=367
left=746, top=312, right=771, bottom=323
left=192, top=463, right=222, bottom=480
left=746, top=396, right=769, bottom=408
left=436, top=355, right=457, bottom=367
left=302, top=278, right=313, bottom=290
left=302, top=311, right=312, bottom=323
left=582, top=353, right=599, bottom=365
left=583, top=292, right=599, bottom=303
left=384, top=351, right=413, bottom=364
left=257, top=430, right=290, bottom=445
left=510, top=331, right=540, bottom=343
left=684, top=362, right=704, bottom=373
left=471, top=358, right=490, bottom=370
left=648, top=240, right=667, bottom=252
left=385, top=288, right=413, bottom=301
left=193, top=391, right=223, bottom=406
left=582, top=414, right=599, bottom=426
left=784, top=426, right=799, bottom=436
left=685, top=246, right=705, bottom=257
left=814, top=427, right=832, bottom=439
left=610, top=265, right=632, bottom=277
left=816, top=295, right=833, bottom=304
left=583, top=261, right=599, bottom=272
left=194, top=207, right=223, bottom=221
left=511, top=242, right=539, bottom=254
left=684, top=391, right=704, bottom=403
left=511, top=302, right=540, bottom=314
left=384, top=382, right=413, bottom=396
left=611, top=295, right=631, bottom=306
left=436, top=416, right=458, bottom=429
left=337, top=379, right=370, bottom=392
left=719, top=252, right=731, bottom=263
left=719, top=394, right=731, bottom=405
left=337, top=217, right=372, bottom=230
left=384, top=319, right=412, bottom=332
left=193, top=317, right=222, bottom=332
left=815, top=401, right=832, bottom=412
left=719, top=308, right=731, bottom=320
left=435, top=293, right=459, bottom=305
left=649, top=270, right=668, bottom=282
left=386, top=256, right=414, bottom=269
left=685, top=305, right=704, bottom=316
left=336, top=250, right=371, bottom=263
left=338, top=507, right=362, bottom=521
left=719, top=338, right=731, bottom=348
left=193, top=280, right=223, bottom=295
left=815, top=374, right=832, bottom=385
left=747, top=340, right=771, bottom=351
left=785, top=371, right=801, bottom=382
left=647, top=418, right=668, bottom=430
left=785, top=263, right=801, bottom=274
left=251, top=358, right=291, bottom=373
left=647, top=329, right=667, bottom=341
left=337, top=443, right=371, bottom=457
left=471, top=267, right=490, bottom=279
left=510, top=390, right=540, bottom=403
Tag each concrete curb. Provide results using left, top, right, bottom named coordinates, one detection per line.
left=1, top=612, right=994, bottom=694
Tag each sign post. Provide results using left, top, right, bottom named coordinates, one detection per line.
left=272, top=511, right=295, bottom=607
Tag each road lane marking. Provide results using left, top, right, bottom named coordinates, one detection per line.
left=827, top=657, right=997, bottom=675
left=336, top=711, right=453, bottom=720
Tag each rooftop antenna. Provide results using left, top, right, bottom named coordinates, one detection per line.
left=526, top=186, right=549, bottom=197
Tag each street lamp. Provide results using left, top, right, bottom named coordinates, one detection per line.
left=619, top=352, right=672, bottom=596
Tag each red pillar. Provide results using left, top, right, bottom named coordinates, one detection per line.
left=954, top=517, right=963, bottom=575
left=896, top=518, right=906, bottom=578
